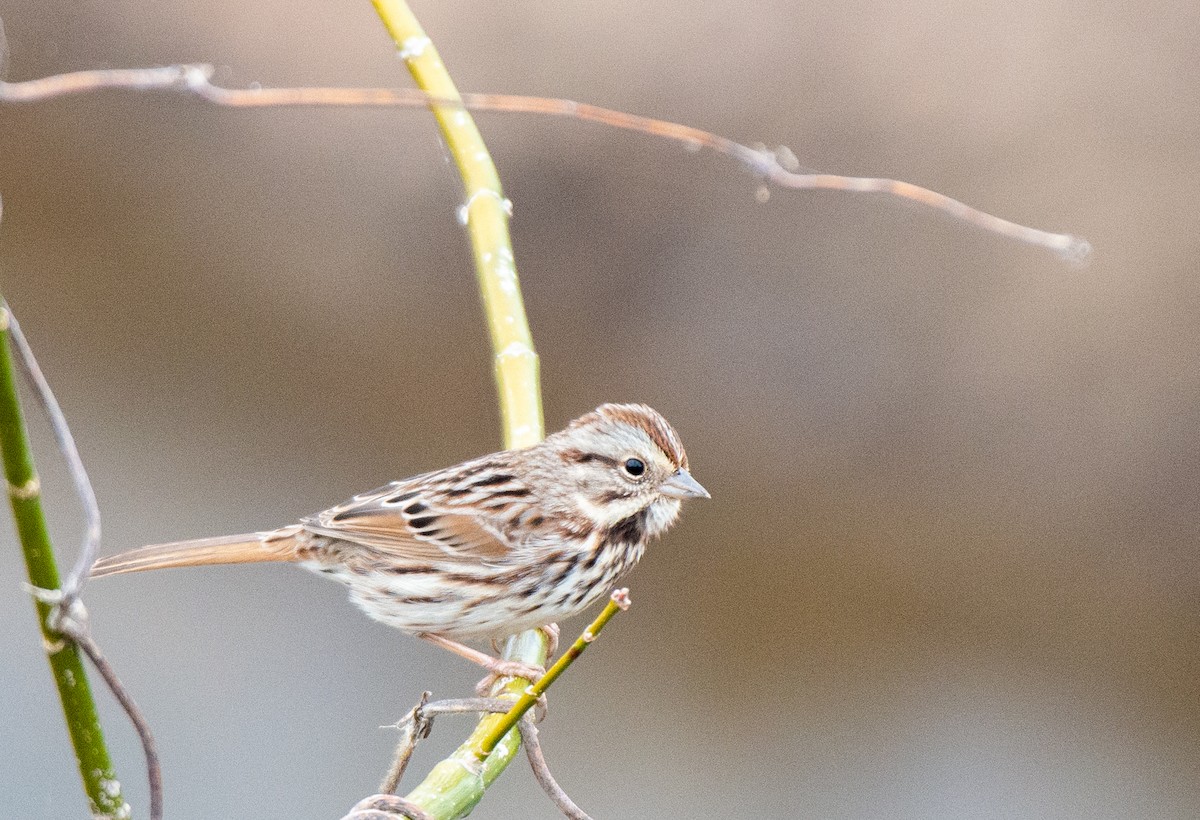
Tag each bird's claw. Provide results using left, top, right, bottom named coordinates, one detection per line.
left=540, top=623, right=560, bottom=656
left=474, top=659, right=545, bottom=695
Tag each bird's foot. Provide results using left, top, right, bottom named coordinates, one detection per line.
left=474, top=658, right=546, bottom=695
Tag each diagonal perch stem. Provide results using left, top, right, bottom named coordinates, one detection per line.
left=376, top=589, right=630, bottom=799
left=477, top=589, right=632, bottom=758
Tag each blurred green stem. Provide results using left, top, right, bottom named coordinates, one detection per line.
left=0, top=301, right=128, bottom=819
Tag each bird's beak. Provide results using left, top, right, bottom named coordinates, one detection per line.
left=660, top=468, right=711, bottom=499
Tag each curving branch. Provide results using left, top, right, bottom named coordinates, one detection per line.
left=0, top=66, right=1088, bottom=260
left=519, top=718, right=591, bottom=820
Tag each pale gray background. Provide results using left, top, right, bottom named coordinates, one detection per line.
left=1, top=1, right=1197, bottom=818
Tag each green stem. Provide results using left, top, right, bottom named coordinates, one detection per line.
left=0, top=303, right=128, bottom=819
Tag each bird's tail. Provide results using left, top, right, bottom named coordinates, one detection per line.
left=90, top=526, right=302, bottom=578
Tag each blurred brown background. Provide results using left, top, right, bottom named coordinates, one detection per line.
left=1, top=2, right=1197, bottom=818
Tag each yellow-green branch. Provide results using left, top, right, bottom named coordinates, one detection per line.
left=371, top=1, right=547, bottom=816
left=372, top=0, right=543, bottom=450
left=477, top=590, right=631, bottom=758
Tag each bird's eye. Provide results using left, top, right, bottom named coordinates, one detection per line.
left=623, top=458, right=646, bottom=477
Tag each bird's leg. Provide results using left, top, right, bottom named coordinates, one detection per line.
left=416, top=632, right=545, bottom=683
left=490, top=623, right=557, bottom=656
left=540, top=623, right=560, bottom=656
left=474, top=625, right=558, bottom=695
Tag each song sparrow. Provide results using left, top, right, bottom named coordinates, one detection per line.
left=91, top=403, right=708, bottom=675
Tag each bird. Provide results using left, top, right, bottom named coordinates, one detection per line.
left=91, top=403, right=708, bottom=678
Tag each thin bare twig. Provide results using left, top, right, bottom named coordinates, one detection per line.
left=0, top=65, right=1090, bottom=260
left=413, top=696, right=514, bottom=717
left=379, top=696, right=515, bottom=795
left=2, top=302, right=100, bottom=605
left=53, top=605, right=163, bottom=820
left=519, top=718, right=591, bottom=820
left=379, top=691, right=433, bottom=794
left=374, top=696, right=588, bottom=820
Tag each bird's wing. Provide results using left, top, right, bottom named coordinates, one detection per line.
left=300, top=477, right=516, bottom=564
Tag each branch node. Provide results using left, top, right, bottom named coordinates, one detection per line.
left=22, top=581, right=87, bottom=635
left=1059, top=236, right=1094, bottom=266
left=774, top=144, right=801, bottom=172
left=8, top=474, right=41, bottom=499
left=397, top=36, right=431, bottom=61
left=23, top=580, right=63, bottom=605
left=41, top=633, right=67, bottom=654
left=379, top=691, right=433, bottom=794
left=179, top=63, right=215, bottom=91
left=742, top=143, right=782, bottom=177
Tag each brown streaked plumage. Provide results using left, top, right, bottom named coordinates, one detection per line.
left=92, top=404, right=708, bottom=668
